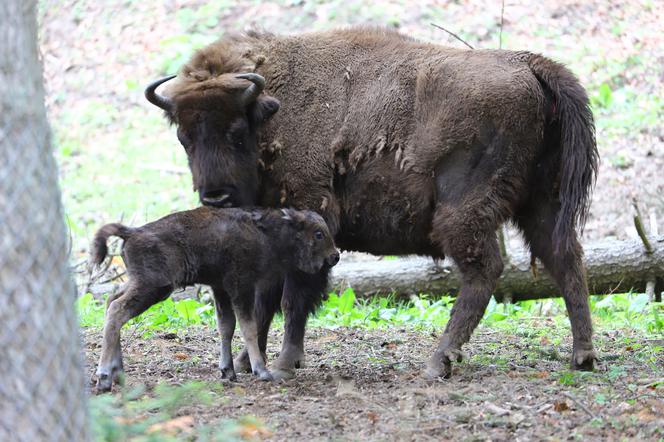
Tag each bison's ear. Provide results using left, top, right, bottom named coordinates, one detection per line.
left=250, top=96, right=280, bottom=125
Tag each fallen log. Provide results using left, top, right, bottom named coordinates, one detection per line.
left=330, top=236, right=664, bottom=302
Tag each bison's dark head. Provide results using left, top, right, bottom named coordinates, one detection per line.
left=145, top=73, right=280, bottom=208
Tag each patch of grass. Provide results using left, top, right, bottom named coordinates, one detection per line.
left=91, top=381, right=268, bottom=441
left=79, top=288, right=664, bottom=341
left=78, top=294, right=216, bottom=336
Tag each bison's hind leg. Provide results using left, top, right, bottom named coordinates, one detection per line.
left=425, top=202, right=504, bottom=379
left=515, top=201, right=597, bottom=370
left=96, top=283, right=172, bottom=393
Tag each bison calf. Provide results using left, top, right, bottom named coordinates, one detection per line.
left=91, top=207, right=339, bottom=392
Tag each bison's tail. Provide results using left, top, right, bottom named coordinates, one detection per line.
left=527, top=53, right=598, bottom=254
left=90, top=223, right=134, bottom=266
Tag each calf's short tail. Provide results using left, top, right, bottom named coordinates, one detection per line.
left=90, top=223, right=135, bottom=266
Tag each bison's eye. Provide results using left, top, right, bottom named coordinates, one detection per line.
left=176, top=128, right=193, bottom=151
left=314, top=230, right=324, bottom=241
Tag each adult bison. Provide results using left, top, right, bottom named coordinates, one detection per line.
left=145, top=27, right=598, bottom=379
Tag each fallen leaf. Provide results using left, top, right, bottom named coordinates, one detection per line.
left=635, top=407, right=657, bottom=422
left=535, top=371, right=549, bottom=379
left=148, top=416, right=194, bottom=435
left=367, top=411, right=379, bottom=424
left=114, top=416, right=142, bottom=425
left=540, top=336, right=550, bottom=345
left=553, top=400, right=569, bottom=412
left=237, top=421, right=272, bottom=439
left=174, top=352, right=189, bottom=361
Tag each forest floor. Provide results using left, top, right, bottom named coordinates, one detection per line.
left=83, top=321, right=662, bottom=441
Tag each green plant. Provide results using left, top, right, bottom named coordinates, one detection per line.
left=90, top=381, right=267, bottom=441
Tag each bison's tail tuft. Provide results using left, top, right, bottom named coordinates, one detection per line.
left=90, top=223, right=134, bottom=266
left=527, top=53, right=598, bottom=254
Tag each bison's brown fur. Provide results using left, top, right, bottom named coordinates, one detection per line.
left=91, top=207, right=338, bottom=391
left=150, top=26, right=598, bottom=378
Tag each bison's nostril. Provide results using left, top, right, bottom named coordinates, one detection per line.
left=328, top=252, right=340, bottom=266
left=201, top=187, right=237, bottom=207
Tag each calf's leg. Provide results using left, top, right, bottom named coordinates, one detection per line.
left=234, top=283, right=281, bottom=373
left=96, top=283, right=171, bottom=392
left=272, top=270, right=328, bottom=380
left=235, top=308, right=273, bottom=381
left=212, top=286, right=236, bottom=381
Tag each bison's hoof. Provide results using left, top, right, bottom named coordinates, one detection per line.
left=271, top=368, right=295, bottom=381
left=233, top=351, right=252, bottom=374
left=220, top=366, right=237, bottom=382
left=424, top=347, right=464, bottom=379
left=423, top=360, right=452, bottom=380
left=95, top=373, right=113, bottom=394
left=274, top=347, right=305, bottom=371
left=257, top=370, right=274, bottom=382
left=571, top=348, right=597, bottom=371
left=442, top=348, right=464, bottom=363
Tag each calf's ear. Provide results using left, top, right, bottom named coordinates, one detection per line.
left=250, top=96, right=280, bottom=125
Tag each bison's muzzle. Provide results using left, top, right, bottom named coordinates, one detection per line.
left=201, top=185, right=239, bottom=208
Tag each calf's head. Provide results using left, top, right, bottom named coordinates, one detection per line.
left=281, top=209, right=340, bottom=274
left=145, top=73, right=280, bottom=207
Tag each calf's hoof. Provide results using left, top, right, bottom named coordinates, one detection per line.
left=233, top=351, right=252, bottom=374
left=220, top=366, right=237, bottom=382
left=571, top=348, right=597, bottom=371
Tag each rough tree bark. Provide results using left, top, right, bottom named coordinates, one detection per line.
left=331, top=236, right=664, bottom=301
left=0, top=2, right=89, bottom=441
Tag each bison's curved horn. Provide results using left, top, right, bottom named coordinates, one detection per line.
left=145, top=75, right=176, bottom=111
left=236, top=73, right=265, bottom=105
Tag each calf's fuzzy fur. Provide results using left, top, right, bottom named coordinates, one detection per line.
left=91, top=206, right=338, bottom=392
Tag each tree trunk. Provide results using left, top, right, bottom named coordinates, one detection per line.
left=331, top=236, right=664, bottom=301
left=0, top=2, right=89, bottom=441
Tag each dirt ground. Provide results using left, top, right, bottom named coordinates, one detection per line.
left=84, top=325, right=663, bottom=441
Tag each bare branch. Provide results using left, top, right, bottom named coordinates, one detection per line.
left=632, top=198, right=653, bottom=254
left=431, top=23, right=475, bottom=50
left=499, top=0, right=505, bottom=49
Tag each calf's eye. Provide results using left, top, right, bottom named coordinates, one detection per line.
left=314, top=230, right=324, bottom=240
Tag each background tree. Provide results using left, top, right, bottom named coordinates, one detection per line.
left=0, top=1, right=89, bottom=440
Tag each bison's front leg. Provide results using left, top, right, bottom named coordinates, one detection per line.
left=272, top=269, right=329, bottom=380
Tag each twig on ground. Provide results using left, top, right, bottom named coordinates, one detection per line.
left=431, top=23, right=474, bottom=49
left=562, top=392, right=596, bottom=419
